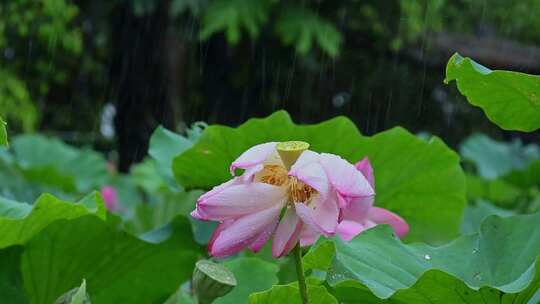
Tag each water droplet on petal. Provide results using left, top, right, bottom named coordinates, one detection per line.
left=424, top=254, right=432, bottom=261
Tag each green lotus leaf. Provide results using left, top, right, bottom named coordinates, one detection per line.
left=446, top=53, right=540, bottom=132
left=304, top=212, right=540, bottom=303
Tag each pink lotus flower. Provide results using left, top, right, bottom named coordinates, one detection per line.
left=191, top=142, right=408, bottom=258
left=100, top=185, right=119, bottom=211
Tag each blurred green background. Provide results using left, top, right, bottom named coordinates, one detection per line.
left=2, top=0, right=540, bottom=170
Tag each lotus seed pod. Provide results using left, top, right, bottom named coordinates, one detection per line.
left=192, top=260, right=237, bottom=304
left=276, top=141, right=309, bottom=169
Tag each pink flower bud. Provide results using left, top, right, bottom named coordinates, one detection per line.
left=101, top=185, right=118, bottom=211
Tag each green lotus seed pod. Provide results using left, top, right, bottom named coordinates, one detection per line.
left=192, top=260, right=237, bottom=304
left=276, top=141, right=310, bottom=170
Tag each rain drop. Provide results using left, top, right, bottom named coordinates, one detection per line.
left=473, top=273, right=482, bottom=281
left=423, top=254, right=432, bottom=261
left=472, top=248, right=478, bottom=254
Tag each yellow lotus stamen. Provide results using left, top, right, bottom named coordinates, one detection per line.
left=259, top=165, right=288, bottom=186
left=276, top=141, right=309, bottom=170
left=288, top=176, right=314, bottom=203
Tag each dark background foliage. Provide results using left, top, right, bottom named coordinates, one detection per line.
left=2, top=0, right=540, bottom=170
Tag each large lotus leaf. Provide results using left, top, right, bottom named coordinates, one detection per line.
left=445, top=53, right=540, bottom=132
left=465, top=174, right=521, bottom=207
left=303, top=212, right=540, bottom=303
left=173, top=111, right=466, bottom=243
left=248, top=283, right=338, bottom=304
left=122, top=189, right=202, bottom=235
left=0, top=192, right=105, bottom=249
left=0, top=196, right=32, bottom=219
left=121, top=165, right=212, bottom=244
left=504, top=159, right=540, bottom=190
left=0, top=214, right=200, bottom=304
left=460, top=199, right=514, bottom=234
left=214, top=258, right=279, bottom=304
left=460, top=133, right=540, bottom=180
left=0, top=246, right=26, bottom=304
left=148, top=126, right=194, bottom=189
left=0, top=194, right=200, bottom=303
left=163, top=287, right=195, bottom=304
left=530, top=289, right=540, bottom=304
left=10, top=134, right=108, bottom=193
left=0, top=150, right=74, bottom=202
left=129, top=158, right=166, bottom=194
